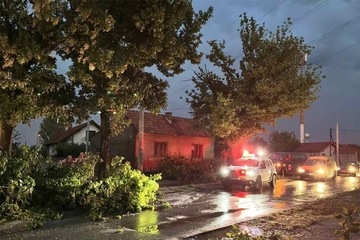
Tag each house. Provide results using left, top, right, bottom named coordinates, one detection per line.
left=45, top=120, right=100, bottom=156
left=338, top=145, right=359, bottom=164
left=90, top=110, right=214, bottom=172
left=292, top=142, right=336, bottom=158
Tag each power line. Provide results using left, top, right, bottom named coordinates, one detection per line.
left=170, top=0, right=288, bottom=109
left=223, top=0, right=288, bottom=45
left=172, top=0, right=264, bottom=93
left=313, top=42, right=360, bottom=64
left=257, top=0, right=288, bottom=22
left=338, top=129, right=360, bottom=132
left=211, top=0, right=264, bottom=40
left=214, top=0, right=334, bottom=73
left=307, top=15, right=360, bottom=45
left=292, top=0, right=334, bottom=25
left=170, top=2, right=359, bottom=102
left=168, top=103, right=189, bottom=111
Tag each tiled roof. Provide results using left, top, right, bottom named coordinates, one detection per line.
left=45, top=120, right=100, bottom=145
left=339, top=145, right=359, bottom=154
left=126, top=110, right=211, bottom=138
left=293, top=142, right=333, bottom=152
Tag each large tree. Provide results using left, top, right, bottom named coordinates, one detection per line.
left=0, top=0, right=74, bottom=153
left=39, top=117, right=66, bottom=144
left=58, top=0, right=213, bottom=171
left=268, top=131, right=300, bottom=152
left=186, top=14, right=325, bottom=143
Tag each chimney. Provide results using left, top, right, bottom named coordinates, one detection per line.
left=165, top=112, right=172, bottom=123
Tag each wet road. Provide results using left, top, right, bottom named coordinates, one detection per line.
left=116, top=175, right=360, bottom=240
left=2, top=175, right=360, bottom=240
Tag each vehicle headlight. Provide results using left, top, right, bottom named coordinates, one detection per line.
left=247, top=170, right=255, bottom=176
left=348, top=166, right=356, bottom=172
left=337, top=167, right=341, bottom=171
left=220, top=168, right=230, bottom=177
left=298, top=168, right=305, bottom=173
left=317, top=169, right=325, bottom=174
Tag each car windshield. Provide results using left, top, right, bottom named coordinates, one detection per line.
left=303, top=159, right=326, bottom=166
left=340, top=163, right=354, bottom=167
left=233, top=159, right=259, bottom=167
left=268, top=153, right=283, bottom=161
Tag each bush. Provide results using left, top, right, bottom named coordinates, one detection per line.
left=157, top=154, right=218, bottom=182
left=0, top=146, right=162, bottom=227
left=0, top=146, right=40, bottom=220
left=32, top=155, right=99, bottom=209
left=54, top=142, right=86, bottom=159
left=79, top=157, right=161, bottom=220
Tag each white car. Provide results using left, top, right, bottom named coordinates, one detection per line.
left=220, top=155, right=277, bottom=191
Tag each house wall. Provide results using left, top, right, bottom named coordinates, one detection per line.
left=73, top=124, right=99, bottom=144
left=295, top=145, right=336, bottom=159
left=48, top=124, right=99, bottom=156
left=90, top=126, right=137, bottom=168
left=135, top=133, right=214, bottom=172
left=90, top=129, right=214, bottom=172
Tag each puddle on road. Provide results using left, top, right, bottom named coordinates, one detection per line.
left=133, top=210, right=159, bottom=234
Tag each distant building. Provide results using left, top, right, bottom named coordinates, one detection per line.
left=45, top=120, right=100, bottom=156
left=292, top=142, right=336, bottom=158
left=292, top=142, right=359, bottom=164
left=337, top=145, right=359, bottom=164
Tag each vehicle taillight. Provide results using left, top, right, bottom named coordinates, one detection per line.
left=239, top=170, right=246, bottom=176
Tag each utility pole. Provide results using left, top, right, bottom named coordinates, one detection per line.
left=138, top=108, right=144, bottom=172
left=138, top=68, right=145, bottom=172
left=299, top=53, right=307, bottom=143
left=85, top=118, right=90, bottom=153
left=336, top=123, right=340, bottom=167
left=36, top=126, right=40, bottom=146
left=329, top=128, right=333, bottom=156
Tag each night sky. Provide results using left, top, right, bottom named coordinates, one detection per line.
left=17, top=0, right=360, bottom=145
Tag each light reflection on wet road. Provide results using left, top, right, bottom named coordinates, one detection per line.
left=115, top=175, right=360, bottom=240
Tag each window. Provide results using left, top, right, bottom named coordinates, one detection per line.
left=154, top=142, right=167, bottom=157
left=192, top=144, right=203, bottom=159
left=260, top=160, right=266, bottom=168
left=87, top=130, right=96, bottom=139
left=266, top=160, right=273, bottom=167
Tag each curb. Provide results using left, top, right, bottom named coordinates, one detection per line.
left=158, top=180, right=221, bottom=192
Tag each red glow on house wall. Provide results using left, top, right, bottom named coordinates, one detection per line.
left=135, top=133, right=214, bottom=172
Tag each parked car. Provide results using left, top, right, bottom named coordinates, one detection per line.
left=268, top=152, right=307, bottom=177
left=220, top=154, right=277, bottom=191
left=298, top=156, right=337, bottom=181
left=337, top=162, right=358, bottom=177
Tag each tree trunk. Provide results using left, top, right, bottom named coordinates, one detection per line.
left=98, top=111, right=111, bottom=174
left=0, top=121, right=13, bottom=155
